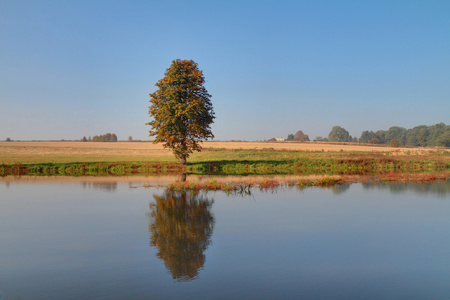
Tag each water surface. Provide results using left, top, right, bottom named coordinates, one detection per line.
left=0, top=178, right=449, bottom=299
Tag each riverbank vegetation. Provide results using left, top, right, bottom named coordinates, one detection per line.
left=1, top=151, right=448, bottom=177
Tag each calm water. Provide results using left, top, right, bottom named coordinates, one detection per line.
left=0, top=178, right=449, bottom=299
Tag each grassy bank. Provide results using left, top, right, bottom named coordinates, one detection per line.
left=1, top=155, right=448, bottom=177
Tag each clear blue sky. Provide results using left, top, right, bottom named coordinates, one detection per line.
left=1, top=0, right=449, bottom=141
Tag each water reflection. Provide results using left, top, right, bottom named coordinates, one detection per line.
left=148, top=191, right=215, bottom=282
left=331, top=183, right=350, bottom=195
left=362, top=180, right=450, bottom=197
left=81, top=181, right=118, bottom=192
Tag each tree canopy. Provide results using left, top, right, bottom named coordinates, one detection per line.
left=293, top=130, right=310, bottom=141
left=147, top=59, right=215, bottom=164
left=359, top=123, right=449, bottom=147
left=328, top=126, right=351, bottom=142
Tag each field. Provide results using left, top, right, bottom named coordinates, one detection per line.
left=1, top=141, right=448, bottom=164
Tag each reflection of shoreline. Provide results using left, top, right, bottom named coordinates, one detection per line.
left=0, top=175, right=184, bottom=185
left=362, top=181, right=450, bottom=197
left=81, top=182, right=118, bottom=192
left=0, top=174, right=348, bottom=184
left=1, top=175, right=448, bottom=196
left=148, top=191, right=215, bottom=282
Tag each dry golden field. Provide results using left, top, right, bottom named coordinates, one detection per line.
left=0, top=141, right=447, bottom=164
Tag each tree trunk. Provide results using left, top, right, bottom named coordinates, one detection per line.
left=179, top=172, right=187, bottom=182
left=181, top=156, right=187, bottom=165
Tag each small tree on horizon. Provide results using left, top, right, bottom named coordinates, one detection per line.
left=328, top=126, right=350, bottom=142
left=147, top=59, right=215, bottom=165
left=293, top=130, right=310, bottom=142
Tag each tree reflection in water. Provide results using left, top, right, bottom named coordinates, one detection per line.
left=148, top=191, right=215, bottom=282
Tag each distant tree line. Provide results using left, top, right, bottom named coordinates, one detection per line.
left=359, top=123, right=449, bottom=147
left=81, top=133, right=118, bottom=142
left=282, top=123, right=449, bottom=147
left=286, top=127, right=356, bottom=143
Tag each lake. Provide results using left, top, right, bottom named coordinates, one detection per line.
left=0, top=177, right=449, bottom=299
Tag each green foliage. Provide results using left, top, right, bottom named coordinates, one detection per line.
left=360, top=123, right=449, bottom=147
left=328, top=126, right=350, bottom=142
left=286, top=133, right=294, bottom=141
left=435, top=131, right=450, bottom=147
left=147, top=59, right=215, bottom=164
left=386, top=126, right=407, bottom=145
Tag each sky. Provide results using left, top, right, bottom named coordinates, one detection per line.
left=1, top=0, right=449, bottom=141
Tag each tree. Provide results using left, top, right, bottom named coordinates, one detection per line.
left=435, top=131, right=450, bottom=147
left=370, top=137, right=380, bottom=144
left=359, top=131, right=372, bottom=143
left=390, top=138, right=400, bottom=147
left=81, top=136, right=87, bottom=142
left=286, top=134, right=294, bottom=141
left=293, top=130, right=310, bottom=141
left=5, top=137, right=11, bottom=142
left=314, top=136, right=328, bottom=142
left=128, top=136, right=133, bottom=141
left=328, top=126, right=350, bottom=142
left=386, top=126, right=407, bottom=145
left=147, top=59, right=215, bottom=165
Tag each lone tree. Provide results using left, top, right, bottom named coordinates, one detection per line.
left=147, top=59, right=215, bottom=165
